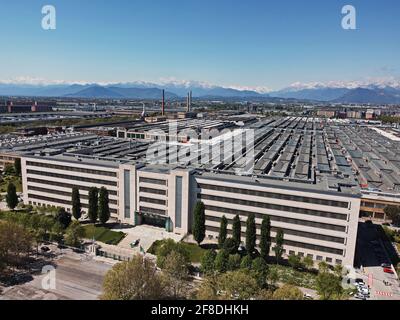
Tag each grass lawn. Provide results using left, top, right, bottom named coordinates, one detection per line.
left=148, top=240, right=207, bottom=263
left=269, top=264, right=318, bottom=289
left=0, top=175, right=22, bottom=193
left=82, top=225, right=126, bottom=245
left=182, top=242, right=208, bottom=263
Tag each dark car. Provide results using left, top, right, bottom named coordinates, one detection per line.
left=40, top=246, right=50, bottom=252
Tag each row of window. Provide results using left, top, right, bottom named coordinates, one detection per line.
left=205, top=215, right=345, bottom=244
left=198, top=183, right=349, bottom=208
left=361, top=201, right=387, bottom=209
left=199, top=194, right=348, bottom=221
left=27, top=178, right=118, bottom=196
left=204, top=205, right=346, bottom=232
left=26, top=161, right=117, bottom=177
left=27, top=193, right=117, bottom=214
left=139, top=197, right=167, bottom=206
left=28, top=186, right=118, bottom=205
left=205, top=225, right=344, bottom=255
left=139, top=206, right=167, bottom=216
left=139, top=177, right=167, bottom=186
left=139, top=187, right=167, bottom=196
left=27, top=170, right=118, bottom=187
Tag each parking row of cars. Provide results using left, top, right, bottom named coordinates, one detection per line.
left=354, top=279, right=370, bottom=300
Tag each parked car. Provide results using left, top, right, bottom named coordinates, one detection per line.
left=381, top=263, right=391, bottom=268
left=383, top=267, right=395, bottom=274
left=355, top=278, right=365, bottom=285
left=354, top=293, right=367, bottom=300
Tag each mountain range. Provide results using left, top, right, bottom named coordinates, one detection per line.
left=1, top=80, right=400, bottom=104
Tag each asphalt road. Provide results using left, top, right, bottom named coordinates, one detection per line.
left=0, top=247, right=114, bottom=300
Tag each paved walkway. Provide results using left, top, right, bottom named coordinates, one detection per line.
left=111, top=225, right=184, bottom=253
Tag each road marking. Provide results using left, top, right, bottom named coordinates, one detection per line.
left=368, top=274, right=373, bottom=287
left=375, top=291, right=393, bottom=297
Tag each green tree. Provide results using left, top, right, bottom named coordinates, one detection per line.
left=50, top=222, right=64, bottom=242
left=196, top=274, right=220, bottom=300
left=318, top=261, right=329, bottom=273
left=384, top=205, right=400, bottom=226
left=101, top=255, right=168, bottom=300
left=218, top=216, right=228, bottom=248
left=232, top=214, right=242, bottom=250
left=227, top=254, right=242, bottom=271
left=223, top=238, right=237, bottom=255
left=218, top=270, right=260, bottom=300
left=251, top=257, right=269, bottom=288
left=6, top=182, right=18, bottom=210
left=303, top=255, right=314, bottom=270
left=260, top=215, right=271, bottom=261
left=272, top=284, right=304, bottom=300
left=88, top=187, right=99, bottom=224
left=162, top=251, right=190, bottom=299
left=334, top=264, right=344, bottom=278
left=55, top=207, right=72, bottom=229
left=0, top=221, right=33, bottom=270
left=71, top=187, right=82, bottom=220
left=316, top=272, right=343, bottom=300
left=3, top=163, right=15, bottom=176
left=274, top=229, right=284, bottom=264
left=155, top=239, right=190, bottom=269
left=240, top=254, right=253, bottom=270
left=288, top=254, right=303, bottom=270
left=64, top=221, right=84, bottom=247
left=267, top=268, right=279, bottom=288
left=14, top=158, right=21, bottom=176
left=245, top=213, right=256, bottom=255
left=200, top=250, right=217, bottom=275
left=193, top=201, right=205, bottom=245
left=215, top=249, right=229, bottom=273
left=98, top=187, right=110, bottom=225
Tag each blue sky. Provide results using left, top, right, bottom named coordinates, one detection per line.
left=0, top=0, right=400, bottom=90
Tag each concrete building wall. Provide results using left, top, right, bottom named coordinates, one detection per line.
left=21, top=154, right=360, bottom=266
left=22, top=157, right=120, bottom=217
left=195, top=174, right=360, bottom=266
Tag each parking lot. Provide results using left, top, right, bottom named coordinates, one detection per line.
left=355, top=222, right=400, bottom=300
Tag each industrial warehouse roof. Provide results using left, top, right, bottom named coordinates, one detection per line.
left=7, top=116, right=400, bottom=196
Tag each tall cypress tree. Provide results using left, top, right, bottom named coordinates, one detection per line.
left=6, top=182, right=18, bottom=210
left=71, top=187, right=82, bottom=220
left=232, top=214, right=241, bottom=249
left=193, top=201, right=205, bottom=245
left=246, top=213, right=256, bottom=255
left=260, top=215, right=271, bottom=261
left=274, top=228, right=284, bottom=264
left=218, top=216, right=228, bottom=248
left=88, top=187, right=99, bottom=224
left=14, top=158, right=21, bottom=176
left=98, top=187, right=110, bottom=225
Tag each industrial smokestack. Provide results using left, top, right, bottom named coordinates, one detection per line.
left=186, top=92, right=190, bottom=112
left=189, top=91, right=192, bottom=112
left=162, top=89, right=165, bottom=116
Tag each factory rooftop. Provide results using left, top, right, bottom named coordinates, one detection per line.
left=6, top=115, right=400, bottom=196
